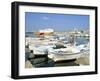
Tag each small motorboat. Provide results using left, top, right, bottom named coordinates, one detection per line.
left=48, top=44, right=89, bottom=62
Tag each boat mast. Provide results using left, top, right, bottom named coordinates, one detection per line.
left=69, top=28, right=77, bottom=46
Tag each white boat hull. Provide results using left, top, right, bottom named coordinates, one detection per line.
left=48, top=50, right=89, bottom=62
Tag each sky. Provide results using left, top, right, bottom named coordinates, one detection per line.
left=25, top=12, right=89, bottom=32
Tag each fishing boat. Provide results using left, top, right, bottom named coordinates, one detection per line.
left=48, top=44, right=89, bottom=62
left=47, top=31, right=89, bottom=62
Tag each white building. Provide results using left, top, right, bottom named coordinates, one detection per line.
left=39, top=28, right=54, bottom=33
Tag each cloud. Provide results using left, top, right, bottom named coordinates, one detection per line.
left=42, top=16, right=49, bottom=20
